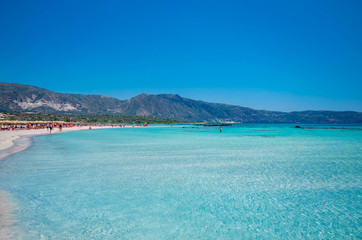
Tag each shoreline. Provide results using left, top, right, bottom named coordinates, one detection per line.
left=0, top=126, right=115, bottom=161
left=0, top=136, right=33, bottom=163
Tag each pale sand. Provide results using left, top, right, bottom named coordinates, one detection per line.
left=0, top=126, right=115, bottom=159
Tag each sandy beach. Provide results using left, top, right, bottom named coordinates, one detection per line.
left=0, top=126, right=115, bottom=161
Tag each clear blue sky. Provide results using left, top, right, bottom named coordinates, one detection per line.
left=1, top=0, right=361, bottom=111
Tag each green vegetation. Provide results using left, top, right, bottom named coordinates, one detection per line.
left=0, top=112, right=186, bottom=124
left=1, top=82, right=361, bottom=123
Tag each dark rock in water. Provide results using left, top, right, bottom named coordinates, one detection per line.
left=295, top=125, right=302, bottom=128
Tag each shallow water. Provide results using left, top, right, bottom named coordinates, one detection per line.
left=0, top=125, right=361, bottom=239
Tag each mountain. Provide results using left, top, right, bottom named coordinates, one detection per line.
left=0, top=82, right=124, bottom=114
left=121, top=94, right=362, bottom=123
left=1, top=82, right=361, bottom=123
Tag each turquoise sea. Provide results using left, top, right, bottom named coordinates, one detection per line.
left=0, top=125, right=361, bottom=239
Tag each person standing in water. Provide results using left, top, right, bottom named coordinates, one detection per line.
left=59, top=123, right=63, bottom=132
left=220, top=127, right=222, bottom=133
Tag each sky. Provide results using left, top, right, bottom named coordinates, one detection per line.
left=0, top=0, right=361, bottom=112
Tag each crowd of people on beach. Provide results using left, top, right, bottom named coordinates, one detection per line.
left=0, top=122, right=149, bottom=131
left=0, top=122, right=76, bottom=131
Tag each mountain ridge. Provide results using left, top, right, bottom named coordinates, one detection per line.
left=1, top=82, right=361, bottom=123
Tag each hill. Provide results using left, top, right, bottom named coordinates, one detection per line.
left=0, top=82, right=124, bottom=114
left=1, top=82, right=361, bottom=123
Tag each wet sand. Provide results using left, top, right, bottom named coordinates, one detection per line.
left=0, top=126, right=114, bottom=161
